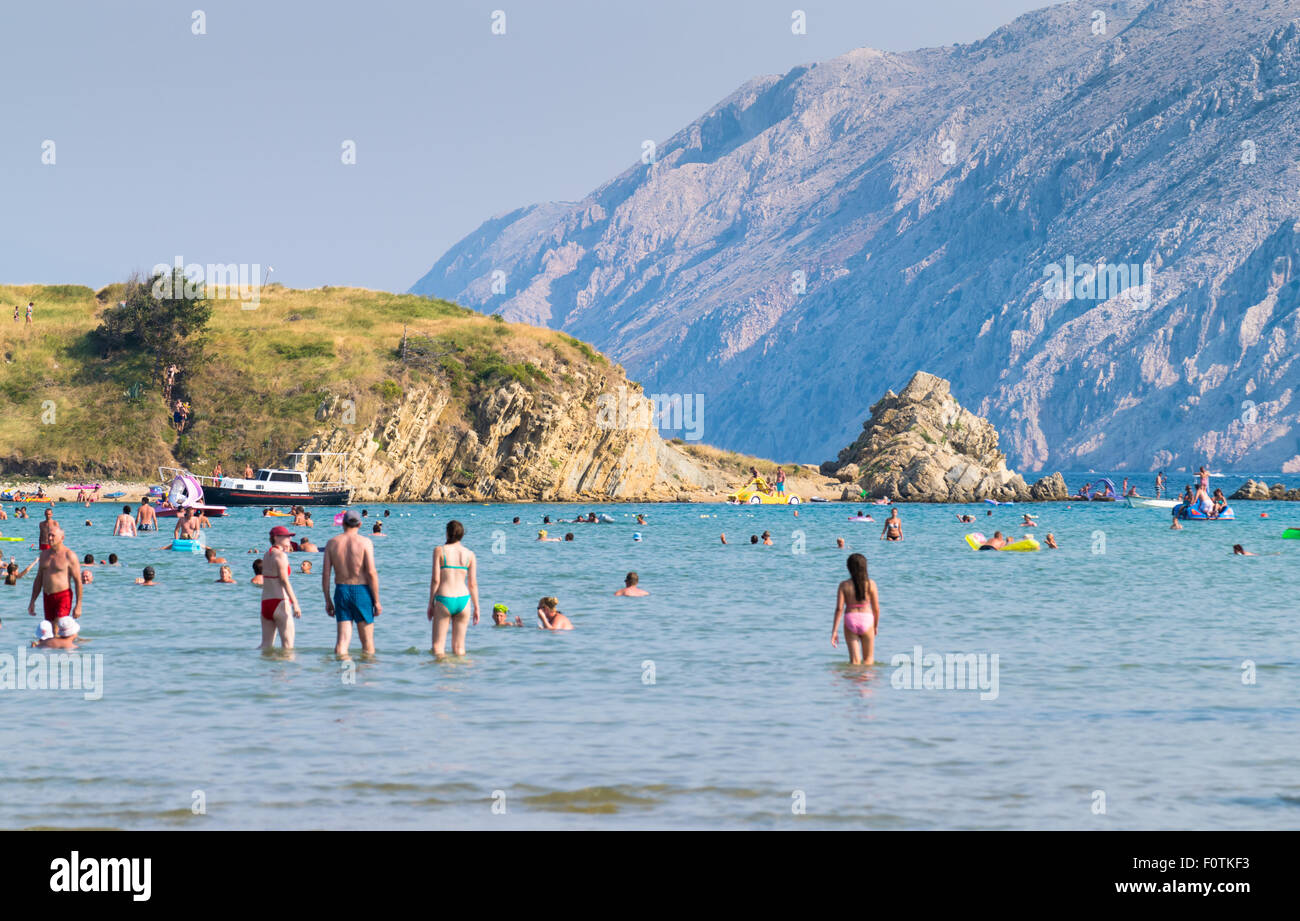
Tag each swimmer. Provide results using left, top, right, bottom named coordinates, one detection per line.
left=750, top=535, right=759, bottom=544
left=135, top=497, right=157, bottom=532
left=635, top=514, right=646, bottom=525
left=1045, top=533, right=1058, bottom=549
left=106, top=553, right=119, bottom=566
left=831, top=553, right=879, bottom=665
left=881, top=508, right=904, bottom=541
left=299, top=560, right=313, bottom=574
left=298, top=537, right=318, bottom=553
left=427, top=519, right=478, bottom=656
left=492, top=603, right=523, bottom=627
left=4, top=558, right=36, bottom=585
left=564, top=532, right=575, bottom=542
left=536, top=530, right=561, bottom=542
left=720, top=533, right=728, bottom=545
left=173, top=508, right=201, bottom=541
left=250, top=558, right=264, bottom=586
left=761, top=531, right=773, bottom=546
left=216, top=565, right=235, bottom=583
left=32, top=617, right=80, bottom=649
left=38, top=508, right=56, bottom=550
left=80, top=555, right=94, bottom=585
left=979, top=532, right=1009, bottom=550
left=371, top=522, right=385, bottom=537
left=1021, top=514, right=1037, bottom=527
left=113, top=505, right=137, bottom=536
left=836, top=537, right=846, bottom=549
left=536, top=596, right=573, bottom=630
left=260, top=526, right=303, bottom=650
left=324, top=510, right=381, bottom=656
left=614, top=572, right=649, bottom=596
left=204, top=547, right=228, bottom=565
left=1233, top=544, right=1255, bottom=556
left=28, top=523, right=82, bottom=624
left=135, top=566, right=158, bottom=585
left=956, top=514, right=975, bottom=523
left=512, top=517, right=521, bottom=525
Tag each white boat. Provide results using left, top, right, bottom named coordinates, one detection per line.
left=1126, top=497, right=1177, bottom=509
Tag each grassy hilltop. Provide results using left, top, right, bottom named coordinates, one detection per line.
left=0, top=282, right=617, bottom=480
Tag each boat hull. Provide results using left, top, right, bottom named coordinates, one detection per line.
left=1126, top=497, right=1177, bottom=509
left=202, top=486, right=351, bottom=507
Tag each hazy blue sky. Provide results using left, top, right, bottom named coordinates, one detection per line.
left=1, top=0, right=1065, bottom=292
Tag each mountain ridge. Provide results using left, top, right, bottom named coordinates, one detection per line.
left=413, top=0, right=1300, bottom=474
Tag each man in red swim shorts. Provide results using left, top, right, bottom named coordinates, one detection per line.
left=27, top=522, right=83, bottom=625
left=38, top=507, right=55, bottom=550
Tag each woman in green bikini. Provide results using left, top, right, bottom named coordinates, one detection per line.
left=427, top=519, right=480, bottom=657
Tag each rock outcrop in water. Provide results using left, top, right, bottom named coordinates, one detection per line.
left=1230, top=479, right=1300, bottom=501
left=822, top=372, right=1068, bottom=502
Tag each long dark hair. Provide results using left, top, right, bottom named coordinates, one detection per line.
left=846, top=553, right=868, bottom=603
left=446, top=519, right=464, bottom=543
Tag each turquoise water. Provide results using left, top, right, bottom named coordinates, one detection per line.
left=2, top=475, right=1299, bottom=829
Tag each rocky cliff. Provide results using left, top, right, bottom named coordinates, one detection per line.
left=413, top=0, right=1300, bottom=474
left=823, top=372, right=1068, bottom=502
left=295, top=368, right=725, bottom=502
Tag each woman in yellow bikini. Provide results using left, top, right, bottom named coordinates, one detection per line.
left=427, top=519, right=479, bottom=656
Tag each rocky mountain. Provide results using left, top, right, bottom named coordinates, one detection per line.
left=298, top=373, right=727, bottom=503
left=413, top=0, right=1300, bottom=474
left=825, top=371, right=1068, bottom=501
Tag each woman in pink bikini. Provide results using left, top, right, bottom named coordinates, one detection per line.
left=831, top=553, right=879, bottom=665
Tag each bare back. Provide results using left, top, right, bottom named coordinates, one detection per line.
left=326, top=530, right=373, bottom=584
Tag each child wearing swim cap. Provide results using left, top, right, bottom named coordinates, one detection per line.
left=492, top=603, right=523, bottom=627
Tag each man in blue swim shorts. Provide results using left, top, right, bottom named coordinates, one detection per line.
left=322, top=509, right=382, bottom=656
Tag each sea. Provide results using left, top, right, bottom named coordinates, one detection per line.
left=2, top=471, right=1298, bottom=829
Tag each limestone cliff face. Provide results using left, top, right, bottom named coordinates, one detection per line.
left=414, top=0, right=1300, bottom=473
left=824, top=372, right=1067, bottom=502
left=294, top=369, right=718, bottom=502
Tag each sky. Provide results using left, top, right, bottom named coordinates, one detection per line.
left=0, top=0, right=1068, bottom=292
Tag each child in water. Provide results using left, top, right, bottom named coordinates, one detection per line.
left=831, top=553, right=879, bottom=665
left=537, top=597, right=573, bottom=630
left=492, top=603, right=523, bottom=627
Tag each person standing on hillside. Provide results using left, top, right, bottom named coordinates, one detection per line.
left=324, top=510, right=381, bottom=656
left=25, top=301, right=33, bottom=325
left=27, top=523, right=82, bottom=626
